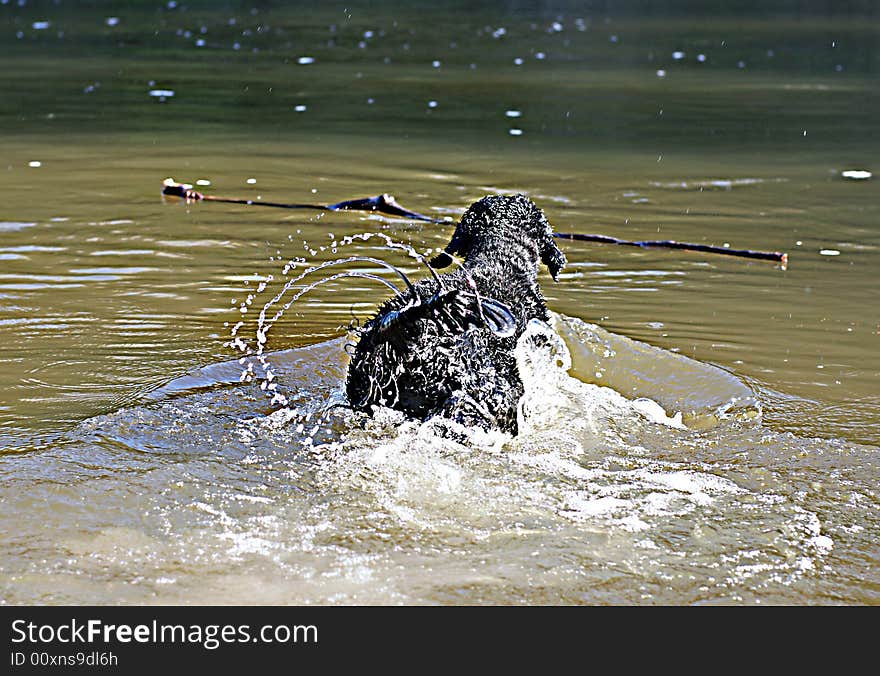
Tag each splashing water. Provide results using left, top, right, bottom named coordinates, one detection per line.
left=222, top=226, right=768, bottom=476
left=223, top=229, right=446, bottom=436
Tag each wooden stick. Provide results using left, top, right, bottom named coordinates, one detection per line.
left=553, top=232, right=788, bottom=266
left=161, top=179, right=447, bottom=223
left=162, top=179, right=787, bottom=265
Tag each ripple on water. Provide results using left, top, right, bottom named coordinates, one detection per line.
left=89, top=249, right=156, bottom=256
left=68, top=267, right=157, bottom=275
left=0, top=246, right=66, bottom=253
left=649, top=177, right=788, bottom=191
left=0, top=222, right=37, bottom=231
left=156, top=239, right=233, bottom=248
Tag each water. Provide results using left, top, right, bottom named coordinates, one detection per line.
left=0, top=1, right=878, bottom=604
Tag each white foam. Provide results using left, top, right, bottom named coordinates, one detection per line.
left=631, top=398, right=686, bottom=429
left=563, top=494, right=629, bottom=517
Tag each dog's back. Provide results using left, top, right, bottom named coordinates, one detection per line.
left=345, top=194, right=565, bottom=434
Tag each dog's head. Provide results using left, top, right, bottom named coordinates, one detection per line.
left=429, top=194, right=566, bottom=280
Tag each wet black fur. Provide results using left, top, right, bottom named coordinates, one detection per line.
left=345, top=194, right=566, bottom=435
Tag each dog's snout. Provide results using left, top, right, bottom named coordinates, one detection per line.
left=429, top=251, right=455, bottom=269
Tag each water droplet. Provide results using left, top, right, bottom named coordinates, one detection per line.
left=505, top=110, right=521, bottom=118
left=427, top=100, right=438, bottom=108
left=28, top=161, right=41, bottom=168
left=656, top=69, right=666, bottom=77
left=294, top=104, right=307, bottom=112
left=297, top=56, right=315, bottom=65
left=509, top=128, right=523, bottom=136
left=246, top=178, right=256, bottom=184
left=105, top=17, right=119, bottom=27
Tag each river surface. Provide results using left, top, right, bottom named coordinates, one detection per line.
left=0, top=1, right=877, bottom=604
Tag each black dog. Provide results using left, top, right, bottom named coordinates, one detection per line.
left=345, top=194, right=565, bottom=435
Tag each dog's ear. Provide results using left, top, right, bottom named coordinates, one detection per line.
left=541, top=238, right=566, bottom=281
left=531, top=208, right=566, bottom=281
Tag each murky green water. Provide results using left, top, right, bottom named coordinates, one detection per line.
left=1, top=2, right=877, bottom=604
